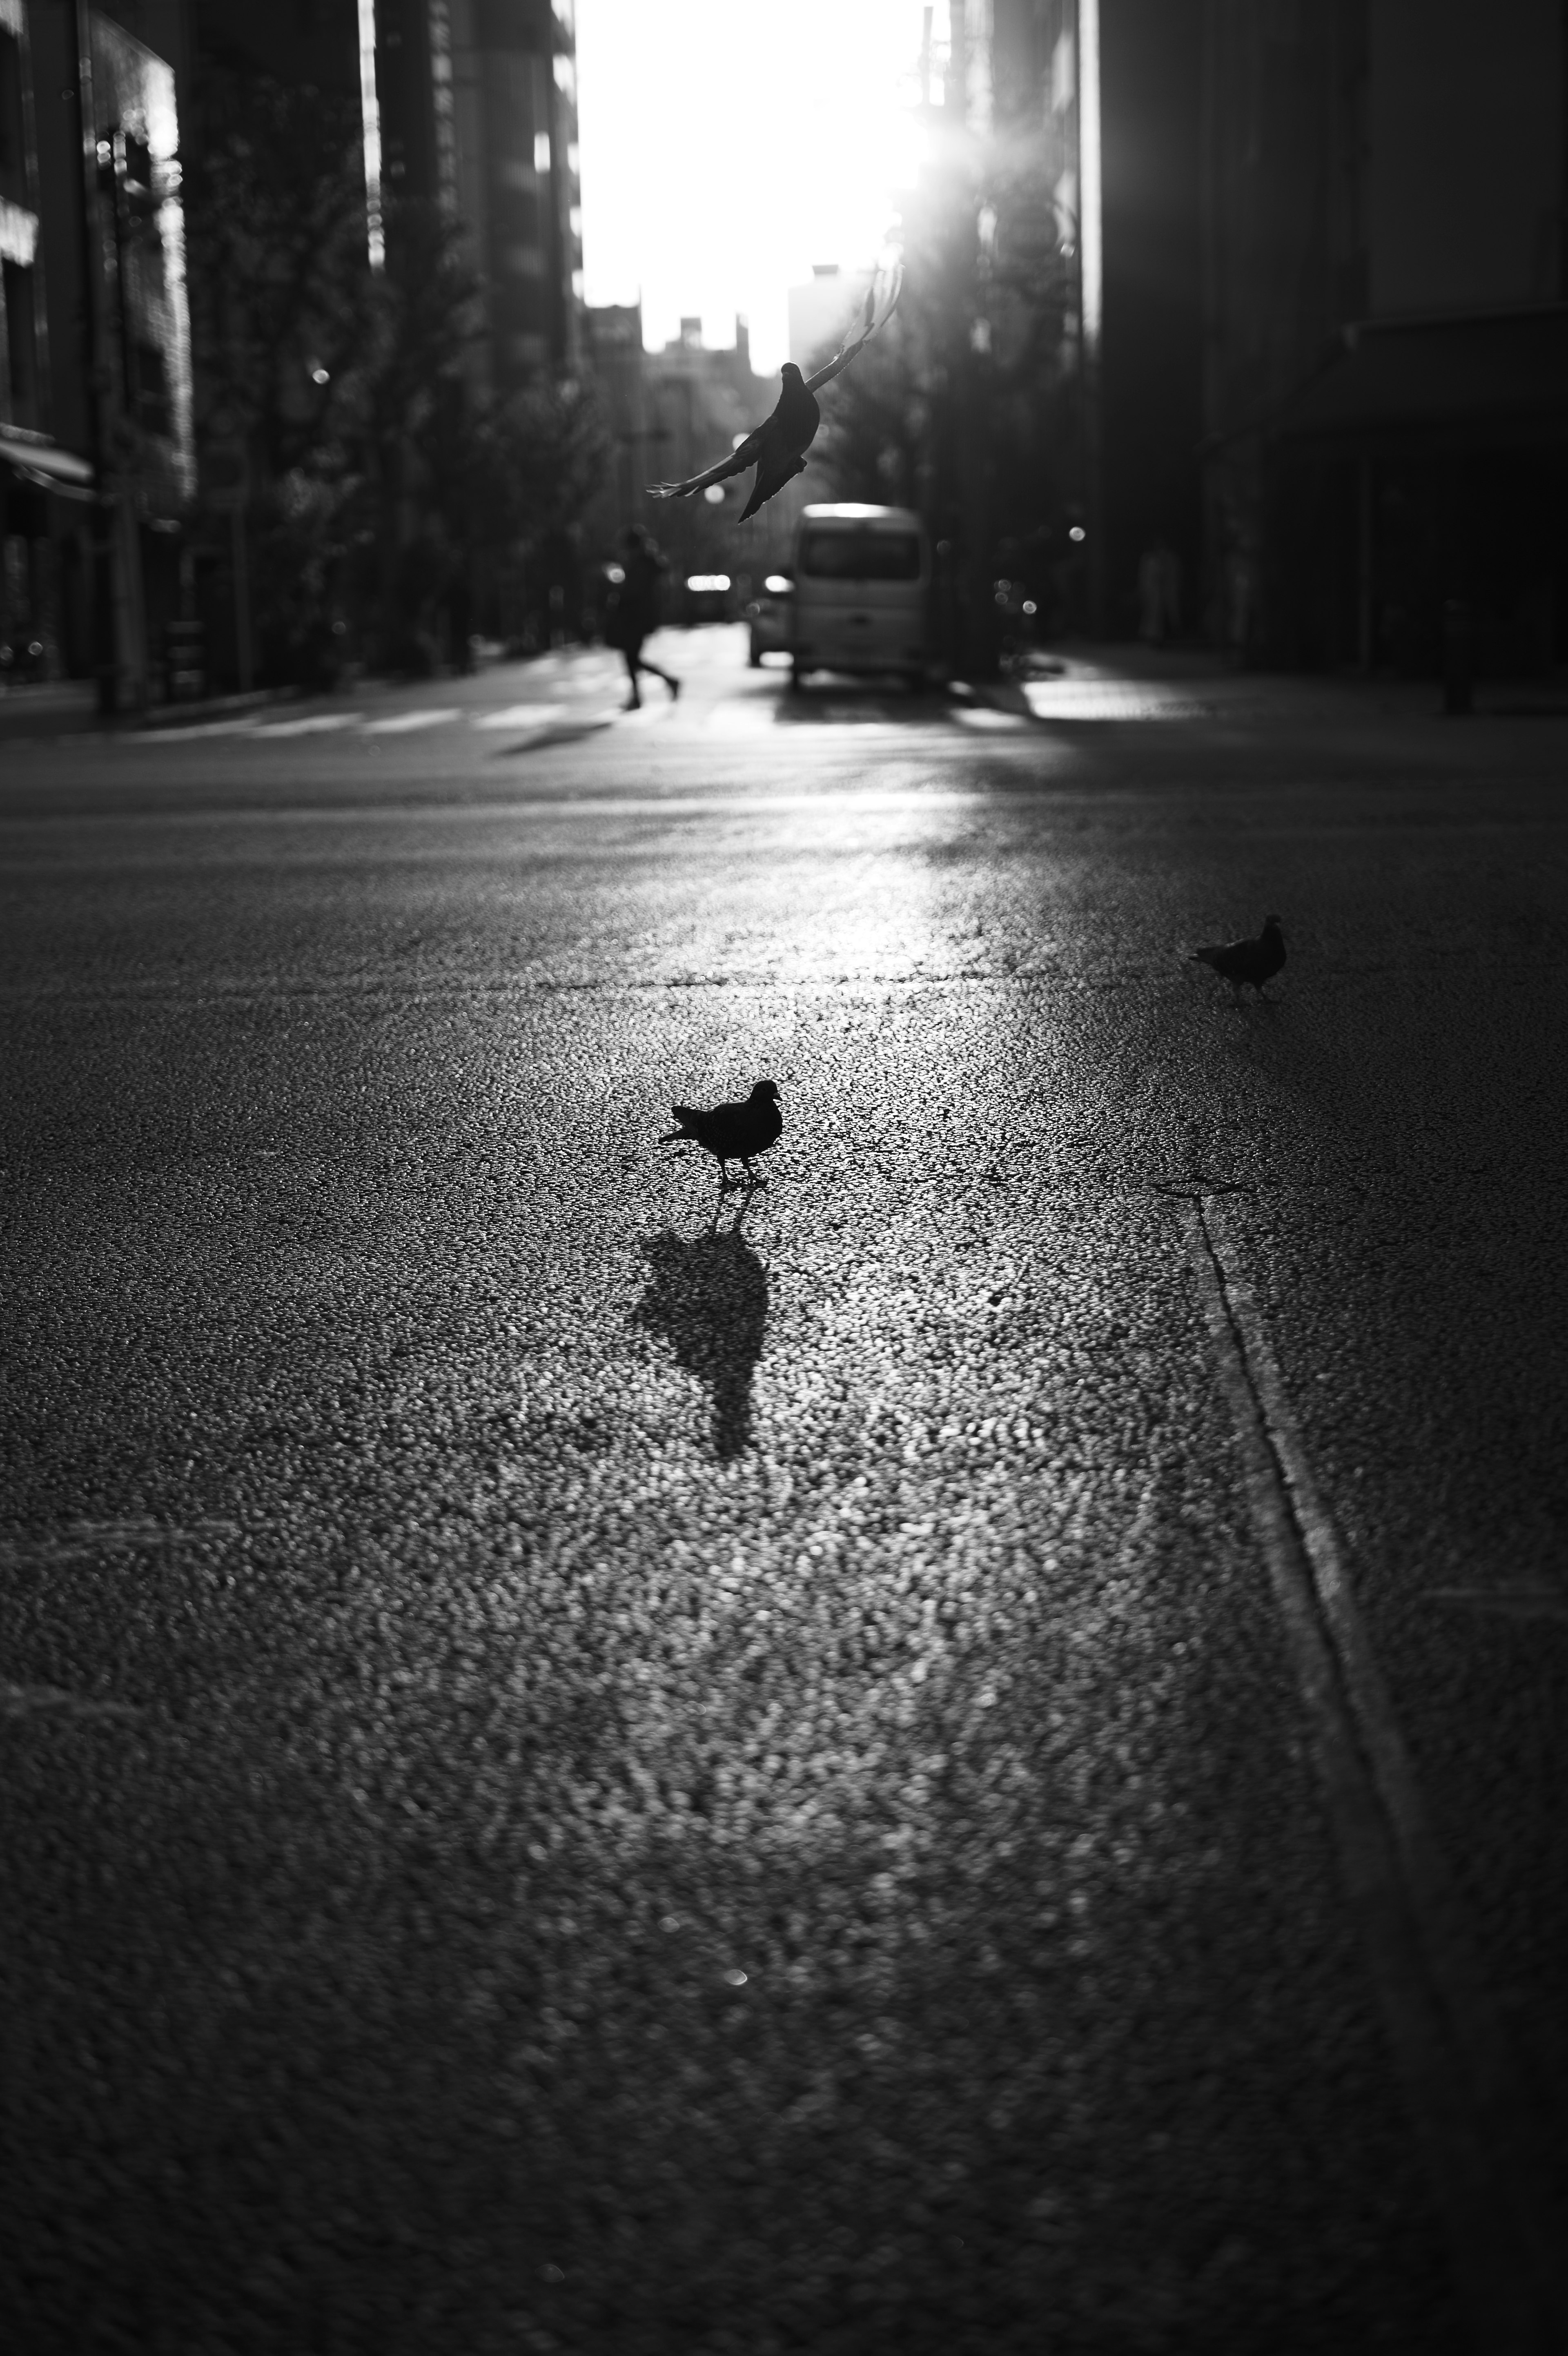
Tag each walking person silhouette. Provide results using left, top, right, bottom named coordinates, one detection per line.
left=607, top=526, right=680, bottom=711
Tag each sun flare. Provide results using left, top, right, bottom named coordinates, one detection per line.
left=576, top=0, right=932, bottom=372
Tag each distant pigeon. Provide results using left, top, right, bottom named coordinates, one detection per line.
left=647, top=266, right=902, bottom=522
left=662, top=1081, right=783, bottom=1189
left=1191, top=914, right=1286, bottom=996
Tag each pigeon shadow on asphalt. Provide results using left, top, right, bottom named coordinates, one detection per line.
left=635, top=1197, right=768, bottom=1460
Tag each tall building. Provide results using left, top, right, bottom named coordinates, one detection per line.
left=1096, top=0, right=1201, bottom=633
left=192, top=1, right=583, bottom=400
left=1, top=0, right=194, bottom=707
left=876, top=0, right=1102, bottom=662
left=1203, top=0, right=1568, bottom=676
left=979, top=0, right=1202, bottom=637
left=581, top=296, right=645, bottom=555
left=375, top=0, right=582, bottom=392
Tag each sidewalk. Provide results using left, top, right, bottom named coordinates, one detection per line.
left=0, top=647, right=541, bottom=749
left=0, top=680, right=101, bottom=744
left=956, top=640, right=1568, bottom=726
left=0, top=680, right=305, bottom=748
left=10, top=639, right=1568, bottom=751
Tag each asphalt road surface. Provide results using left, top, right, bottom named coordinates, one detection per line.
left=3, top=629, right=1566, bottom=2355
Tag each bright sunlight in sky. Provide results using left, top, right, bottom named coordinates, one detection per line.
left=575, top=0, right=933, bottom=374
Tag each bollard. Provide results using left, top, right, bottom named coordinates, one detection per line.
left=1442, top=598, right=1472, bottom=715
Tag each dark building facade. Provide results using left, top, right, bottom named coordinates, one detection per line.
left=980, top=0, right=1568, bottom=673
left=375, top=0, right=581, bottom=390
left=1203, top=0, right=1568, bottom=677
left=1, top=0, right=591, bottom=701
left=882, top=1, right=1200, bottom=653
left=581, top=296, right=644, bottom=555
left=1097, top=0, right=1201, bottom=636
left=1, top=1, right=194, bottom=705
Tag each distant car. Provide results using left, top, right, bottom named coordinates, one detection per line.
left=745, top=572, right=795, bottom=666
left=682, top=572, right=734, bottom=626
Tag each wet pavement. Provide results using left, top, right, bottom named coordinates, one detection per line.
left=2, top=628, right=1566, bottom=2352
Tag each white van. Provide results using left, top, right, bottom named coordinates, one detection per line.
left=788, top=504, right=931, bottom=691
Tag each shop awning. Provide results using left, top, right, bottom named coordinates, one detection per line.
left=0, top=429, right=97, bottom=497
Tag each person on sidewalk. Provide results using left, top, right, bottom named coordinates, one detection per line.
left=607, top=527, right=680, bottom=710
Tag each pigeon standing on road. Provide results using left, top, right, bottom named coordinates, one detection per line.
left=647, top=267, right=902, bottom=523
left=1190, top=914, right=1286, bottom=996
left=662, top=1081, right=783, bottom=1191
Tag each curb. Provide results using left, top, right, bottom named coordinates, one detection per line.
left=136, top=687, right=301, bottom=732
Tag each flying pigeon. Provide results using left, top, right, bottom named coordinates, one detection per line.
left=662, top=1080, right=783, bottom=1190
left=647, top=266, right=902, bottom=522
left=1190, top=914, right=1286, bottom=996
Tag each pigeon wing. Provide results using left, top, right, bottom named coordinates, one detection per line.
left=804, top=261, right=904, bottom=393
left=647, top=410, right=777, bottom=500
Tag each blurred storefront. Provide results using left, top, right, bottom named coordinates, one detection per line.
left=1, top=0, right=192, bottom=711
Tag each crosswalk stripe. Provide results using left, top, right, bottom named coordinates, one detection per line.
left=137, top=718, right=266, bottom=742
left=361, top=708, right=462, bottom=734
left=136, top=693, right=1021, bottom=747
left=252, top=712, right=365, bottom=736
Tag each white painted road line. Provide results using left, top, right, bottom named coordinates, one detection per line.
left=130, top=697, right=1043, bottom=748
left=0, top=1518, right=240, bottom=1565
left=0, top=1681, right=141, bottom=1721
left=361, top=708, right=462, bottom=734
left=702, top=701, right=780, bottom=734
left=1184, top=1195, right=1568, bottom=2352
left=951, top=706, right=1029, bottom=731
left=251, top=713, right=365, bottom=737
left=1022, top=680, right=1210, bottom=720
left=138, top=718, right=266, bottom=742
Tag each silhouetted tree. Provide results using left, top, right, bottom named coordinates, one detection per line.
left=185, top=75, right=607, bottom=680
left=812, top=131, right=1081, bottom=669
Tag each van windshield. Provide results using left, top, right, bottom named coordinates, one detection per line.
left=799, top=530, right=922, bottom=582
